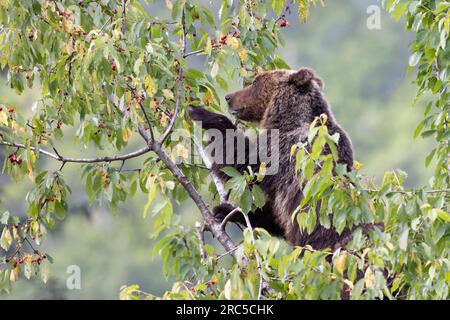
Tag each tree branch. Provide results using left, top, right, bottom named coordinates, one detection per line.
left=219, top=206, right=265, bottom=300
left=107, top=6, right=239, bottom=259
left=160, top=67, right=183, bottom=145
left=159, top=8, right=187, bottom=146
left=127, top=84, right=155, bottom=143
left=195, top=221, right=207, bottom=261
left=151, top=142, right=237, bottom=253
left=240, top=210, right=264, bottom=301
left=183, top=49, right=204, bottom=58
left=0, top=141, right=151, bottom=165
left=192, top=135, right=228, bottom=203
left=364, top=188, right=450, bottom=195
left=111, top=87, right=239, bottom=255
left=216, top=245, right=241, bottom=261
left=121, top=0, right=127, bottom=34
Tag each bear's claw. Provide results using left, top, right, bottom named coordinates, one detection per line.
left=188, top=106, right=236, bottom=131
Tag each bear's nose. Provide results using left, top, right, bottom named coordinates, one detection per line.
left=225, top=94, right=231, bottom=103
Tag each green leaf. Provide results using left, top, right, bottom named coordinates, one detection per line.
left=251, top=185, right=266, bottom=209
left=0, top=211, right=10, bottom=225
left=271, top=0, right=285, bottom=16
left=408, top=52, right=421, bottom=67
left=398, top=225, right=409, bottom=251
left=435, top=209, right=450, bottom=222
left=143, top=183, right=158, bottom=218
left=40, top=260, right=50, bottom=283
left=391, top=2, right=407, bottom=20
left=425, top=149, right=436, bottom=168
left=222, top=166, right=242, bottom=178
left=0, top=227, right=12, bottom=251
left=240, top=189, right=253, bottom=214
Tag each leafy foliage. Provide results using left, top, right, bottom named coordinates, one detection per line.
left=0, top=0, right=448, bottom=299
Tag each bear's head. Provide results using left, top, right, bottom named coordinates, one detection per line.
left=225, top=68, right=325, bottom=126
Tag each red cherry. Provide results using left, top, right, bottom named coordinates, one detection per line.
left=210, top=290, right=215, bottom=296
left=219, top=36, right=227, bottom=45
left=5, top=258, right=10, bottom=263
left=18, top=258, right=24, bottom=265
left=8, top=108, right=14, bottom=113
left=280, top=20, right=287, bottom=27
left=0, top=107, right=3, bottom=112
left=111, top=64, right=117, bottom=71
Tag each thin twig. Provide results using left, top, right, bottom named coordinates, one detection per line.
left=216, top=245, right=241, bottom=261
left=364, top=188, right=450, bottom=195
left=195, top=221, right=207, bottom=261
left=274, top=0, right=293, bottom=22
left=220, top=206, right=265, bottom=300
left=100, top=16, right=112, bottom=32
left=127, top=84, right=155, bottom=143
left=121, top=0, right=127, bottom=34
left=0, top=141, right=151, bottom=164
left=183, top=49, right=204, bottom=58
left=159, top=8, right=187, bottom=145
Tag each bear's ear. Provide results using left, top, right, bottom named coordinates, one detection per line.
left=289, top=67, right=324, bottom=90
left=289, top=68, right=315, bottom=87
left=314, top=77, right=324, bottom=90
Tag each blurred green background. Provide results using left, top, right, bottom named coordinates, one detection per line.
left=0, top=0, right=434, bottom=299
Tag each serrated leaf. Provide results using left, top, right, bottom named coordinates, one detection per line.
left=251, top=185, right=265, bottom=209
left=240, top=189, right=252, bottom=214
left=435, top=209, right=450, bottom=222
left=144, top=75, right=157, bottom=97
left=143, top=183, right=158, bottom=218
left=0, top=211, right=10, bottom=225
left=40, top=260, right=50, bottom=283
left=221, top=166, right=241, bottom=178
left=364, top=267, right=376, bottom=289
left=398, top=226, right=409, bottom=251
left=0, top=227, right=12, bottom=251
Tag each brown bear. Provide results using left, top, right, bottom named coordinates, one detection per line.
left=189, top=67, right=354, bottom=250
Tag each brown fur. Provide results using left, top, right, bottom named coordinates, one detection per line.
left=189, top=68, right=354, bottom=250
